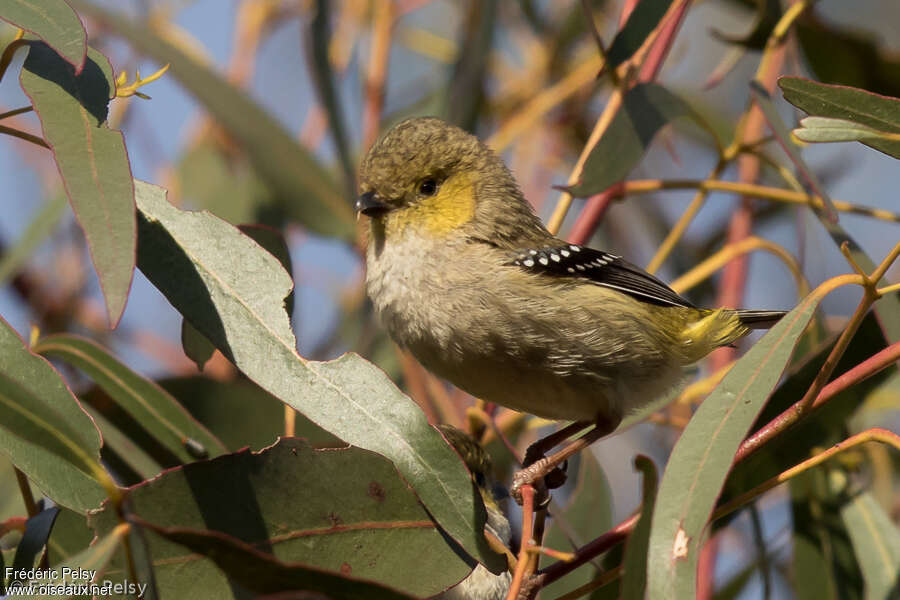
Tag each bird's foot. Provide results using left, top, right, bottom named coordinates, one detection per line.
left=510, top=456, right=568, bottom=506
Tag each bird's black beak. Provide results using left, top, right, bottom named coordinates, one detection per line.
left=356, top=191, right=390, bottom=217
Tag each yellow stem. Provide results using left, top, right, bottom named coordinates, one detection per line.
left=622, top=179, right=900, bottom=223
left=546, top=87, right=623, bottom=235
left=669, top=235, right=809, bottom=298
left=713, top=428, right=900, bottom=523
left=487, top=54, right=603, bottom=154
left=646, top=161, right=726, bottom=274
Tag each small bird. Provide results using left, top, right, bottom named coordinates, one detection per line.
left=357, top=117, right=785, bottom=479
left=434, top=425, right=511, bottom=600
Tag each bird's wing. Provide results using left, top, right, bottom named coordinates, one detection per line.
left=507, top=244, right=696, bottom=308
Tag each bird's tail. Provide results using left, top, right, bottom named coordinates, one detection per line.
left=735, top=310, right=788, bottom=330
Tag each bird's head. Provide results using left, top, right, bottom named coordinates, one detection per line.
left=357, top=117, right=546, bottom=246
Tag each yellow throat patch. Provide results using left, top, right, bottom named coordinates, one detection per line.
left=383, top=171, right=476, bottom=237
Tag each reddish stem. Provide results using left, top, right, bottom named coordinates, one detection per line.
left=566, top=1, right=689, bottom=243
left=736, top=338, right=900, bottom=462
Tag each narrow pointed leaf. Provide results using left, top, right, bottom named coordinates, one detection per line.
left=841, top=491, right=900, bottom=599
left=83, top=403, right=164, bottom=481
left=90, top=438, right=470, bottom=598
left=620, top=456, right=659, bottom=600
left=159, top=376, right=342, bottom=452
left=0, top=191, right=67, bottom=285
left=754, top=81, right=900, bottom=343
left=541, top=452, right=612, bottom=599
left=710, top=0, right=780, bottom=50
left=565, top=83, right=706, bottom=197
left=750, top=81, right=838, bottom=221
left=133, top=181, right=505, bottom=573
left=180, top=320, right=215, bottom=372
left=646, top=291, right=822, bottom=598
left=0, top=317, right=106, bottom=513
left=0, top=0, right=86, bottom=70
left=606, top=0, right=674, bottom=68
left=20, top=41, right=135, bottom=326
left=25, top=524, right=130, bottom=596
left=11, top=504, right=59, bottom=579
left=33, top=333, right=227, bottom=463
left=794, top=116, right=898, bottom=143
left=67, top=0, right=354, bottom=240
left=779, top=76, right=900, bottom=159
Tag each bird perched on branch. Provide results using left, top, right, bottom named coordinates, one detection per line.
left=357, top=117, right=786, bottom=495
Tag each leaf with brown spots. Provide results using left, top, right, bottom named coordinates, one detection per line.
left=90, top=438, right=474, bottom=598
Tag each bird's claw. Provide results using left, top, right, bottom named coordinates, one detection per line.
left=510, top=457, right=568, bottom=506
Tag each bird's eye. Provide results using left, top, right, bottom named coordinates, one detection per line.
left=418, top=178, right=438, bottom=196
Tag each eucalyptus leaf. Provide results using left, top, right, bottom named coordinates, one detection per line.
left=565, top=83, right=708, bottom=197
left=620, top=456, right=658, bottom=600
left=20, top=41, right=135, bottom=326
left=0, top=0, right=86, bottom=69
left=647, top=290, right=822, bottom=598
left=33, top=334, right=227, bottom=464
left=841, top=490, right=900, bottom=600
left=90, top=438, right=470, bottom=599
left=779, top=76, right=900, bottom=159
left=133, top=180, right=505, bottom=573
left=0, top=317, right=106, bottom=513
left=606, top=0, right=674, bottom=69
left=794, top=116, right=897, bottom=143
left=67, top=0, right=354, bottom=240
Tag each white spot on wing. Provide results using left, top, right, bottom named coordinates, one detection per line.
left=538, top=256, right=549, bottom=266
left=523, top=259, right=535, bottom=267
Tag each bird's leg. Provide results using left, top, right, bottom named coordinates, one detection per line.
left=521, top=421, right=591, bottom=468
left=512, top=416, right=619, bottom=505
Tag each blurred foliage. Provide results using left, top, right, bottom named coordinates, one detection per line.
left=0, top=1, right=899, bottom=599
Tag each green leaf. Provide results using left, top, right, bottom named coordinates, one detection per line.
left=0, top=0, right=86, bottom=70
left=133, top=180, right=505, bottom=574
left=175, top=140, right=273, bottom=225
left=11, top=505, right=58, bottom=578
left=791, top=469, right=862, bottom=600
left=719, top=313, right=890, bottom=521
left=179, top=320, right=215, bottom=372
left=795, top=19, right=900, bottom=99
left=307, top=0, right=355, bottom=196
left=20, top=42, right=135, bottom=326
left=606, top=0, right=674, bottom=68
left=710, top=0, right=780, bottom=50
left=159, top=376, right=342, bottom=451
left=841, top=491, right=900, bottom=600
left=25, top=524, right=130, bottom=598
left=758, top=81, right=900, bottom=343
left=90, top=438, right=468, bottom=599
left=646, top=290, right=822, bottom=598
left=0, top=191, right=67, bottom=286
left=67, top=0, right=354, bottom=240
left=83, top=404, right=163, bottom=481
left=750, top=81, right=839, bottom=221
left=443, top=0, right=497, bottom=131
left=45, top=508, right=95, bottom=566
left=565, top=83, right=706, bottom=197
left=779, top=76, right=900, bottom=159
left=620, top=456, right=659, bottom=600
left=540, top=452, right=612, bottom=599
left=0, top=317, right=106, bottom=513
left=33, top=333, right=227, bottom=463
left=793, top=116, right=900, bottom=144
